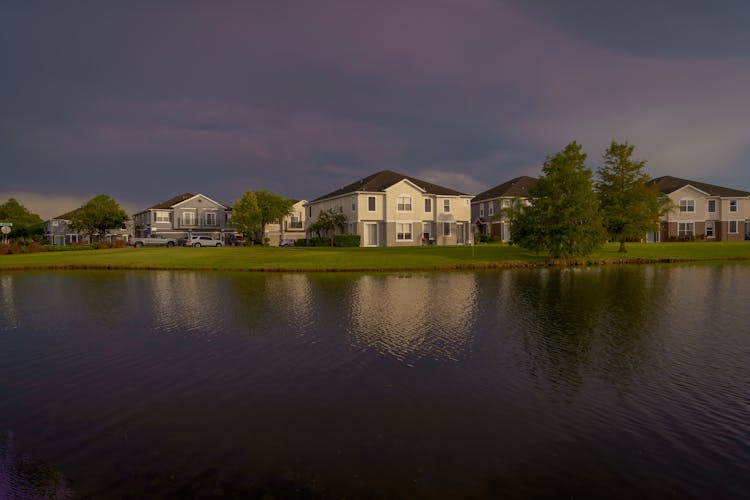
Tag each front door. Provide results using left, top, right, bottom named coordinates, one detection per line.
left=365, top=222, right=379, bottom=247
left=456, top=223, right=465, bottom=244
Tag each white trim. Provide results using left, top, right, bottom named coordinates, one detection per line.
left=705, top=220, right=716, bottom=239
left=172, top=193, right=228, bottom=209
left=396, top=194, right=413, bottom=212
left=729, top=220, right=739, bottom=234
left=679, top=198, right=695, bottom=213
left=396, top=222, right=413, bottom=241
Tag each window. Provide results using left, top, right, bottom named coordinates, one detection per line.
left=479, top=204, right=484, bottom=217
left=729, top=220, right=738, bottom=233
left=396, top=223, right=412, bottom=241
left=155, top=211, right=170, bottom=223
left=706, top=221, right=715, bottom=238
left=206, top=212, right=217, bottom=226
left=368, top=196, right=376, bottom=211
left=707, top=199, right=716, bottom=213
left=424, top=198, right=432, bottom=212
left=397, top=195, right=412, bottom=211
left=488, top=203, right=494, bottom=216
left=443, top=222, right=451, bottom=236
left=350, top=222, right=358, bottom=234
left=678, top=222, right=694, bottom=238
left=422, top=222, right=431, bottom=239
left=730, top=199, right=738, bottom=212
left=183, top=211, right=196, bottom=226
left=308, top=206, right=312, bottom=217
left=502, top=199, right=510, bottom=208
left=679, top=199, right=695, bottom=212
left=443, top=199, right=451, bottom=213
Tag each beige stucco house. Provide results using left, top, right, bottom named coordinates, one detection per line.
left=306, top=170, right=473, bottom=246
left=649, top=176, right=750, bottom=241
left=263, top=199, right=308, bottom=246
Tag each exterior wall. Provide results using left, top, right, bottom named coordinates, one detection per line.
left=471, top=196, right=516, bottom=242
left=264, top=200, right=308, bottom=245
left=133, top=194, right=234, bottom=242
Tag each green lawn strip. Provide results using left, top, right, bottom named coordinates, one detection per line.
left=0, top=242, right=748, bottom=272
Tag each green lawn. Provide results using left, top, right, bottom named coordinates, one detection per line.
left=1, top=242, right=749, bottom=272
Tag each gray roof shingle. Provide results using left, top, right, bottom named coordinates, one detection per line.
left=472, top=176, right=537, bottom=202
left=648, top=176, right=750, bottom=197
left=311, top=170, right=469, bottom=202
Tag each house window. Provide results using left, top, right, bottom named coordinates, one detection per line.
left=502, top=199, right=510, bottom=208
left=397, top=195, right=412, bottom=211
left=729, top=220, right=738, bottom=233
left=183, top=211, right=196, bottom=226
left=206, top=212, right=217, bottom=226
left=288, top=214, right=302, bottom=229
left=443, top=199, right=451, bottom=213
left=488, top=203, right=494, bottom=216
left=368, top=196, right=376, bottom=211
left=350, top=222, right=358, bottom=235
left=678, top=222, right=694, bottom=238
left=424, top=198, right=432, bottom=213
left=155, top=211, right=170, bottom=223
left=707, top=199, right=716, bottom=213
left=706, top=221, right=715, bottom=238
left=730, top=199, right=738, bottom=212
left=352, top=202, right=356, bottom=211
left=396, top=223, right=412, bottom=241
left=422, top=222, right=431, bottom=240
left=679, top=199, right=695, bottom=212
left=308, top=206, right=312, bottom=217
left=443, top=222, right=451, bottom=236
left=479, top=204, right=484, bottom=217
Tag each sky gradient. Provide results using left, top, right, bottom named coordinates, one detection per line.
left=3, top=0, right=749, bottom=219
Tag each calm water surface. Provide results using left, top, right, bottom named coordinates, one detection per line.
left=0, top=266, right=749, bottom=498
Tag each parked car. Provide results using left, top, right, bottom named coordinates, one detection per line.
left=186, top=236, right=223, bottom=247
left=129, top=234, right=178, bottom=247
left=279, top=239, right=295, bottom=247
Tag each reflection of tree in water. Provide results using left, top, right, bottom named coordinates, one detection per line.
left=510, top=267, right=667, bottom=393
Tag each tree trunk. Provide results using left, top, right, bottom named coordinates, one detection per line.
left=618, top=236, right=627, bottom=253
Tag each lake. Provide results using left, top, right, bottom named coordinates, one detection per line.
left=1, top=266, right=749, bottom=498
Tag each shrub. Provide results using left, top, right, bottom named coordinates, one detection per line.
left=294, top=238, right=308, bottom=247
left=334, top=235, right=360, bottom=247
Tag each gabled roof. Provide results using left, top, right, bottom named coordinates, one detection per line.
left=148, top=193, right=196, bottom=209
left=472, top=176, right=537, bottom=203
left=311, top=169, right=469, bottom=202
left=52, top=207, right=81, bottom=220
left=648, top=176, right=750, bottom=198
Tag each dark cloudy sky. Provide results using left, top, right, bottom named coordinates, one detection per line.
left=3, top=0, right=750, bottom=218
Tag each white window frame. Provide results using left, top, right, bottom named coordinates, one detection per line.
left=730, top=199, right=738, bottom=212
left=155, top=211, right=170, bottom=223
left=205, top=212, right=217, bottom=226
left=706, top=221, right=715, bottom=239
left=443, top=222, right=451, bottom=237
left=678, top=222, right=694, bottom=238
left=502, top=199, right=511, bottom=208
left=183, top=211, right=196, bottom=226
left=679, top=199, right=695, bottom=213
left=424, top=198, right=432, bottom=213
left=422, top=222, right=431, bottom=239
left=479, top=204, right=484, bottom=217
left=368, top=196, right=376, bottom=212
left=396, top=222, right=413, bottom=241
left=443, top=199, right=451, bottom=213
left=488, top=203, right=494, bottom=216
left=729, top=220, right=738, bottom=234
left=397, top=195, right=412, bottom=212
left=707, top=199, right=716, bottom=213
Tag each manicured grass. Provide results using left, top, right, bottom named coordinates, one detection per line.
left=1, top=242, right=749, bottom=272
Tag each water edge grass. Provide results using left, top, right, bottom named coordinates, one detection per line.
left=0, top=242, right=749, bottom=272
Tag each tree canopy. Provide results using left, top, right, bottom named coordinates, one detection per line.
left=309, top=208, right=347, bottom=246
left=68, top=195, right=128, bottom=239
left=0, top=198, right=44, bottom=239
left=596, top=141, right=668, bottom=252
left=232, top=190, right=293, bottom=244
left=510, top=141, right=607, bottom=258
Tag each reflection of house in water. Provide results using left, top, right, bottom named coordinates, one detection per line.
left=151, top=272, right=225, bottom=334
left=260, top=274, right=314, bottom=332
left=1, top=274, right=17, bottom=329
left=349, top=273, right=478, bottom=362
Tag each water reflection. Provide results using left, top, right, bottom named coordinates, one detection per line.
left=150, top=271, right=228, bottom=335
left=0, top=274, right=17, bottom=330
left=348, top=273, right=478, bottom=362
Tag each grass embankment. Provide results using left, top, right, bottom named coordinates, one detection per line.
left=0, top=242, right=749, bottom=272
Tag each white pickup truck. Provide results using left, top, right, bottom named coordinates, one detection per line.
left=129, top=234, right=178, bottom=247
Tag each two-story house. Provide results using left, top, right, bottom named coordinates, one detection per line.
left=45, top=209, right=133, bottom=245
left=132, top=193, right=236, bottom=243
left=305, top=170, right=473, bottom=247
left=471, top=176, right=537, bottom=242
left=264, top=199, right=308, bottom=246
left=649, top=176, right=750, bottom=241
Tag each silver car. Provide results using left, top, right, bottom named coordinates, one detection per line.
left=186, top=236, right=223, bottom=247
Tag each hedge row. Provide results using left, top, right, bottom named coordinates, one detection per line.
left=293, top=235, right=361, bottom=247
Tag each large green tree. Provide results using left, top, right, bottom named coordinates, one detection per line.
left=309, top=208, right=347, bottom=246
left=510, top=141, right=607, bottom=258
left=232, top=190, right=293, bottom=244
left=0, top=198, right=44, bottom=239
left=68, top=195, right=128, bottom=240
left=596, top=141, right=668, bottom=253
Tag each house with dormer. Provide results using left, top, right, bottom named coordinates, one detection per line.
left=649, top=176, right=750, bottom=241
left=471, top=176, right=537, bottom=242
left=131, top=193, right=236, bottom=243
left=305, top=170, right=473, bottom=247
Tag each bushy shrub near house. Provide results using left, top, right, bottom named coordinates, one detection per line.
left=333, top=235, right=360, bottom=247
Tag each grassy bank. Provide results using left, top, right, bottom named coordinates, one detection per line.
left=0, top=242, right=749, bottom=272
